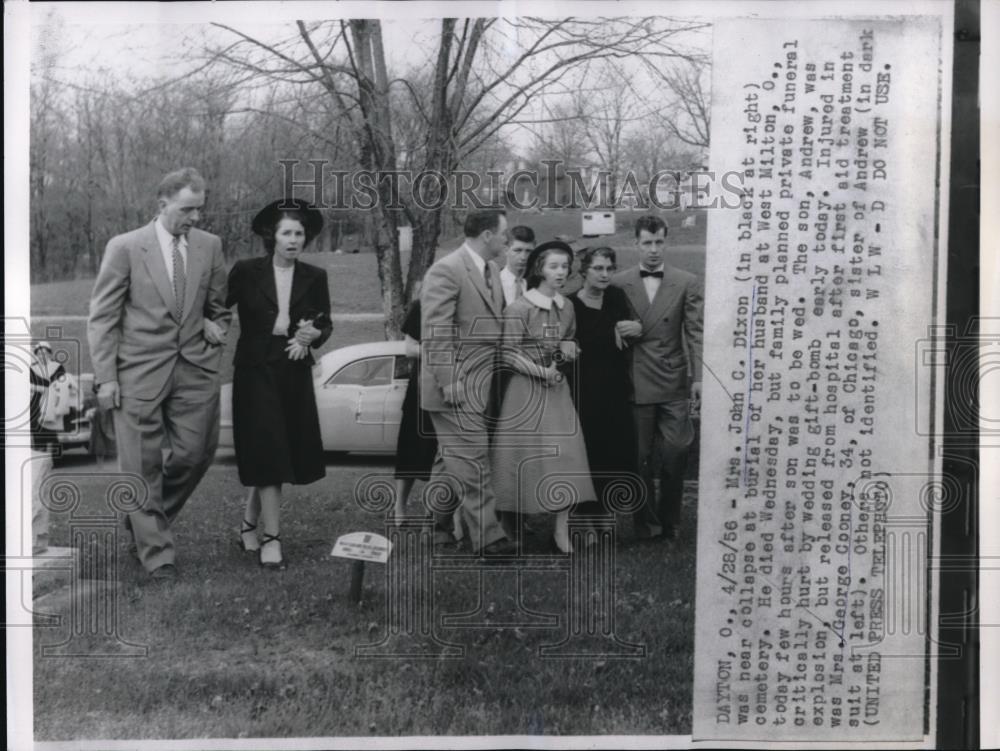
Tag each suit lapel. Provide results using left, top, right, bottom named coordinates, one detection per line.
left=180, top=233, right=205, bottom=323
left=460, top=247, right=498, bottom=316
left=289, top=261, right=311, bottom=311
left=138, top=222, right=178, bottom=320
left=646, top=266, right=679, bottom=325
left=254, top=256, right=278, bottom=306
left=622, top=267, right=650, bottom=320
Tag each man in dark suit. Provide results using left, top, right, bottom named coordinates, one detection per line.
left=612, top=215, right=703, bottom=541
left=87, top=167, right=231, bottom=579
left=420, top=209, right=514, bottom=555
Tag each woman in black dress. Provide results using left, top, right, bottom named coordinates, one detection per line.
left=392, top=284, right=438, bottom=525
left=227, top=199, right=332, bottom=568
left=569, top=246, right=639, bottom=514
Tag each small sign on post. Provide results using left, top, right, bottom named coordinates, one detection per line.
left=330, top=532, right=391, bottom=604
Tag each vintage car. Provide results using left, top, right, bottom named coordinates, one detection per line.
left=218, top=340, right=410, bottom=456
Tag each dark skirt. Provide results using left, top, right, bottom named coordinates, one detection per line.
left=232, top=336, right=325, bottom=487
left=579, top=397, right=638, bottom=496
left=393, top=368, right=437, bottom=481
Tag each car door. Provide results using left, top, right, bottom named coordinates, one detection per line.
left=317, top=355, right=395, bottom=452
left=381, top=355, right=411, bottom=450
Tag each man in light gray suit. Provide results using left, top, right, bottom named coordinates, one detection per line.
left=88, top=167, right=230, bottom=579
left=612, top=214, right=703, bottom=541
left=420, top=209, right=514, bottom=555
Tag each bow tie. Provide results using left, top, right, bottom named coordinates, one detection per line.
left=640, top=269, right=664, bottom=279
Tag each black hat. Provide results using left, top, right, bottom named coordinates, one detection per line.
left=251, top=198, right=324, bottom=240
left=524, top=240, right=575, bottom=290
left=526, top=239, right=575, bottom=272
left=532, top=239, right=574, bottom=256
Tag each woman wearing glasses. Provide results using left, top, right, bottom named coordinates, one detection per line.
left=569, top=246, right=640, bottom=518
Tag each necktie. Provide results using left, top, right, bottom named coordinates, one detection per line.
left=516, top=278, right=525, bottom=299
left=172, top=236, right=186, bottom=321
left=640, top=269, right=664, bottom=279
left=483, top=263, right=494, bottom=294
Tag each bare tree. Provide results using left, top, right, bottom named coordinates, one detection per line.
left=571, top=60, right=646, bottom=205
left=621, top=123, right=704, bottom=185
left=524, top=99, right=591, bottom=168
left=30, top=29, right=64, bottom=279
left=644, top=55, right=711, bottom=150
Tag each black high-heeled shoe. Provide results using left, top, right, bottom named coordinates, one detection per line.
left=238, top=519, right=259, bottom=553
left=259, top=533, right=284, bottom=569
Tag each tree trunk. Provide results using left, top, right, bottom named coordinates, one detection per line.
left=350, top=19, right=407, bottom=339
left=407, top=209, right=445, bottom=302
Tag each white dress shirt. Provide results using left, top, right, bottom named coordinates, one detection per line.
left=500, top=266, right=526, bottom=306
left=641, top=264, right=665, bottom=304
left=154, top=217, right=188, bottom=285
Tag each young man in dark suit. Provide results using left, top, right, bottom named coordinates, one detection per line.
left=612, top=215, right=703, bottom=541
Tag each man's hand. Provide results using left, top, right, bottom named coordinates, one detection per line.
left=203, top=318, right=226, bottom=346
left=558, top=340, right=580, bottom=364
left=97, top=381, right=120, bottom=411
left=616, top=320, right=642, bottom=339
left=690, top=380, right=702, bottom=416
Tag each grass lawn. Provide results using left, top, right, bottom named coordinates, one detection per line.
left=33, top=455, right=698, bottom=740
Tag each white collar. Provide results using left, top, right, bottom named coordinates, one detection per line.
left=500, top=266, right=518, bottom=281
left=523, top=288, right=565, bottom=310
left=462, top=243, right=486, bottom=275
left=155, top=217, right=187, bottom=250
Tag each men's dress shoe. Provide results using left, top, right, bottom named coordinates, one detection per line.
left=150, top=564, right=177, bottom=581
left=479, top=538, right=518, bottom=557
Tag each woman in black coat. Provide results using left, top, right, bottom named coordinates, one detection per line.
left=392, top=285, right=439, bottom=525
left=569, top=246, right=639, bottom=516
left=227, top=199, right=332, bottom=568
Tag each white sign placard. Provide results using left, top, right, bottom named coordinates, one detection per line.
left=330, top=532, right=392, bottom=564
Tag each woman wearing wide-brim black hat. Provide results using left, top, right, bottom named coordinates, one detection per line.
left=226, top=198, right=332, bottom=569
